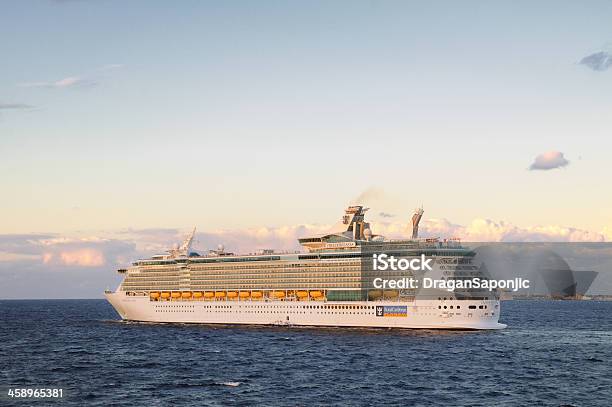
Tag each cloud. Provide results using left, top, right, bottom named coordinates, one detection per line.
left=418, top=218, right=606, bottom=242
left=0, top=233, right=135, bottom=269
left=99, top=64, right=123, bottom=70
left=0, top=252, right=40, bottom=262
left=1, top=219, right=610, bottom=299
left=604, top=227, right=612, bottom=241
left=42, top=248, right=105, bottom=267
left=19, top=76, right=97, bottom=89
left=528, top=151, right=569, bottom=171
left=60, top=249, right=104, bottom=266
left=18, top=64, right=122, bottom=89
left=196, top=224, right=331, bottom=254
left=0, top=103, right=34, bottom=110
left=579, top=51, right=612, bottom=71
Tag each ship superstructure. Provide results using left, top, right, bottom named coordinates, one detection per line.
left=105, top=206, right=506, bottom=329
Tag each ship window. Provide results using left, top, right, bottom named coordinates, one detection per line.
left=469, top=305, right=476, bottom=309
left=479, top=305, right=484, bottom=309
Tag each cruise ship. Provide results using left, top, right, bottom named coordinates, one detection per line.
left=105, top=206, right=506, bottom=329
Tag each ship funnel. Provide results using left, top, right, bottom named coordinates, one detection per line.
left=411, top=207, right=424, bottom=239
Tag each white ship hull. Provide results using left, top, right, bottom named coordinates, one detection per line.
left=105, top=292, right=506, bottom=330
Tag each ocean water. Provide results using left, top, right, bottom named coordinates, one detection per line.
left=1, top=300, right=611, bottom=406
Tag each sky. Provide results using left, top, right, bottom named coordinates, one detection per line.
left=1, top=1, right=612, bottom=298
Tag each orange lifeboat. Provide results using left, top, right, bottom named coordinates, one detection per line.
left=296, top=291, right=308, bottom=298
left=368, top=290, right=382, bottom=300
left=150, top=292, right=160, bottom=299
left=227, top=291, right=238, bottom=300
left=272, top=291, right=285, bottom=299
left=204, top=291, right=215, bottom=299
left=215, top=291, right=226, bottom=299
left=251, top=291, right=262, bottom=300
left=385, top=290, right=399, bottom=298
left=309, top=291, right=323, bottom=298
left=161, top=292, right=171, bottom=299
left=171, top=292, right=181, bottom=299
left=181, top=292, right=192, bottom=299
left=193, top=292, right=203, bottom=299
left=239, top=292, right=250, bottom=299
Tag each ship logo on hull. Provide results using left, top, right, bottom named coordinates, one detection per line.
left=376, top=305, right=407, bottom=317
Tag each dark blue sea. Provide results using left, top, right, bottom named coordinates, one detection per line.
left=1, top=300, right=611, bottom=406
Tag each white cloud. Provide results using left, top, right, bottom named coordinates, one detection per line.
left=0, top=233, right=134, bottom=270
left=529, top=151, right=570, bottom=171
left=38, top=236, right=109, bottom=246
left=421, top=218, right=605, bottom=242
left=59, top=249, right=105, bottom=267
left=19, top=76, right=96, bottom=89
left=42, top=249, right=105, bottom=267
left=18, top=64, right=122, bottom=89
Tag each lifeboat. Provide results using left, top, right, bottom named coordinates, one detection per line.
left=181, top=292, right=192, bottom=299
left=150, top=292, right=160, bottom=299
left=171, top=292, right=181, bottom=299
left=239, top=292, right=250, bottom=299
left=251, top=291, right=262, bottom=299
left=204, top=291, right=214, bottom=298
left=385, top=290, right=399, bottom=298
left=309, top=291, right=323, bottom=298
left=161, top=292, right=171, bottom=299
left=215, top=291, right=226, bottom=298
left=272, top=291, right=285, bottom=299
left=227, top=291, right=238, bottom=300
left=296, top=291, right=308, bottom=298
left=193, top=292, right=203, bottom=299
left=368, top=290, right=382, bottom=300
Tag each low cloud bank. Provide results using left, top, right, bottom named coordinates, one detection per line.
left=0, top=218, right=608, bottom=298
